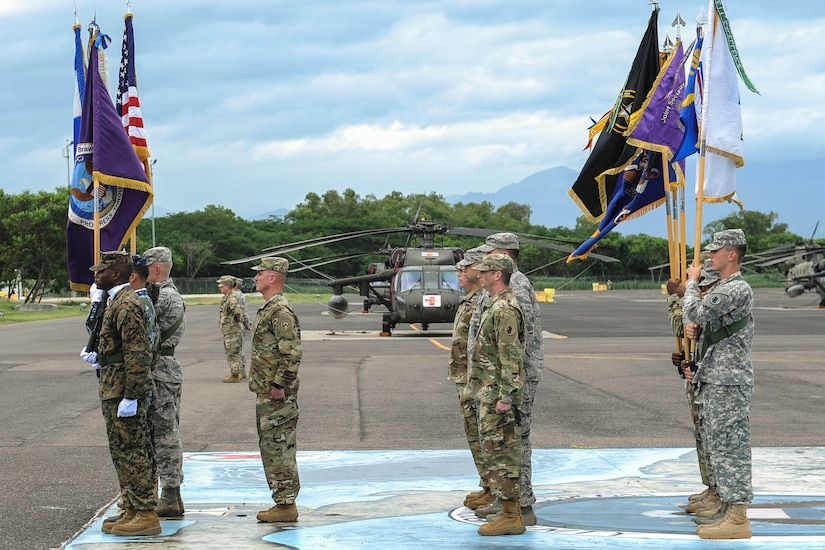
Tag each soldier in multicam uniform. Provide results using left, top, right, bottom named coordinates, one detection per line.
left=683, top=229, right=754, bottom=540
left=248, top=256, right=303, bottom=523
left=218, top=275, right=246, bottom=382
left=467, top=233, right=544, bottom=526
left=88, top=251, right=160, bottom=536
left=143, top=246, right=187, bottom=517
left=234, top=277, right=252, bottom=331
left=666, top=260, right=723, bottom=522
left=465, top=253, right=526, bottom=536
left=448, top=247, right=488, bottom=507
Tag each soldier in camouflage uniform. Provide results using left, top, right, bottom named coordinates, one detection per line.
left=234, top=277, right=252, bottom=331
left=449, top=247, right=488, bottom=508
left=468, top=233, right=544, bottom=525
left=683, top=229, right=754, bottom=540
left=144, top=246, right=187, bottom=517
left=465, top=254, right=526, bottom=536
left=89, top=251, right=160, bottom=536
left=666, top=260, right=722, bottom=520
left=248, top=257, right=303, bottom=523
left=218, top=275, right=246, bottom=382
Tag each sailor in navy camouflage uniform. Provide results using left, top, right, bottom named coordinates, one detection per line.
left=683, top=229, right=754, bottom=540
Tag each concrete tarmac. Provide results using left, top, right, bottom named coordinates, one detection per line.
left=0, top=287, right=823, bottom=549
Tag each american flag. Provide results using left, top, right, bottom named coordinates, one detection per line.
left=117, top=13, right=150, bottom=169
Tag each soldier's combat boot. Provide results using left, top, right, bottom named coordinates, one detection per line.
left=110, top=510, right=162, bottom=536
left=684, top=489, right=720, bottom=514
left=475, top=497, right=501, bottom=518
left=697, top=503, right=751, bottom=540
left=463, top=487, right=488, bottom=507
left=223, top=373, right=243, bottom=383
left=694, top=502, right=727, bottom=525
left=694, top=496, right=724, bottom=518
left=688, top=487, right=710, bottom=502
left=464, top=487, right=494, bottom=510
left=257, top=503, right=299, bottom=522
left=520, top=505, right=537, bottom=527
left=155, top=486, right=184, bottom=517
left=101, top=508, right=135, bottom=534
left=478, top=500, right=525, bottom=536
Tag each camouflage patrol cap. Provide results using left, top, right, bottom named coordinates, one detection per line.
left=89, top=250, right=132, bottom=272
left=251, top=256, right=289, bottom=273
left=234, top=277, right=243, bottom=287
left=699, top=258, right=721, bottom=287
left=143, top=246, right=173, bottom=264
left=485, top=232, right=520, bottom=251
left=704, top=229, right=747, bottom=251
left=474, top=253, right=515, bottom=274
left=456, top=247, right=485, bottom=268
left=217, top=275, right=235, bottom=286
left=131, top=254, right=149, bottom=267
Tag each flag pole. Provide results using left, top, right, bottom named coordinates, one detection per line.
left=693, top=2, right=713, bottom=267
left=88, top=19, right=102, bottom=265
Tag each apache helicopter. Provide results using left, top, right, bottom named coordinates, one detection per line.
left=226, top=220, right=618, bottom=335
left=753, top=224, right=825, bottom=307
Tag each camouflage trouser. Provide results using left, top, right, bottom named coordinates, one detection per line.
left=518, top=376, right=539, bottom=506
left=686, top=381, right=713, bottom=488
left=455, top=384, right=485, bottom=488
left=102, top=397, right=157, bottom=510
left=256, top=394, right=301, bottom=504
left=477, top=400, right=522, bottom=501
left=150, top=380, right=184, bottom=488
left=222, top=330, right=245, bottom=375
left=696, top=383, right=753, bottom=504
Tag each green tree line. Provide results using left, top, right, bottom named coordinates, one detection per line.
left=0, top=187, right=807, bottom=299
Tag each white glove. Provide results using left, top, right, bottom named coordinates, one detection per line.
left=80, top=347, right=101, bottom=369
left=117, top=398, right=138, bottom=418
left=90, top=284, right=105, bottom=304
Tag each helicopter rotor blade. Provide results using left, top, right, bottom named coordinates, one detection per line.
left=447, top=227, right=619, bottom=263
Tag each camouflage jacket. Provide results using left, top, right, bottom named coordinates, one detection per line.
left=151, top=278, right=186, bottom=383
left=448, top=288, right=480, bottom=384
left=683, top=272, right=754, bottom=386
left=465, top=288, right=525, bottom=405
left=135, top=287, right=158, bottom=351
left=237, top=290, right=252, bottom=330
left=219, top=289, right=244, bottom=334
left=248, top=293, right=302, bottom=395
left=468, top=269, right=543, bottom=381
left=98, top=286, right=155, bottom=401
left=667, top=293, right=684, bottom=338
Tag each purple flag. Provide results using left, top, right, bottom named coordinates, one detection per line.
left=627, top=40, right=689, bottom=163
left=67, top=30, right=153, bottom=291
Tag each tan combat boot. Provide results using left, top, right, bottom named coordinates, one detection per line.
left=223, top=373, right=243, bottom=383
left=475, top=497, right=501, bottom=518
left=464, top=487, right=494, bottom=510
left=101, top=508, right=135, bottom=534
left=684, top=489, right=720, bottom=514
left=110, top=510, right=162, bottom=536
left=257, top=503, right=299, bottom=522
left=463, top=488, right=488, bottom=507
left=697, top=503, right=751, bottom=539
left=688, top=487, right=710, bottom=502
left=479, top=500, right=525, bottom=536
left=155, top=486, right=184, bottom=517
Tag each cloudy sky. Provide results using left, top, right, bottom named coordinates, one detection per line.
left=2, top=1, right=823, bottom=228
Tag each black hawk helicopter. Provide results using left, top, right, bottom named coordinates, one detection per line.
left=226, top=220, right=618, bottom=335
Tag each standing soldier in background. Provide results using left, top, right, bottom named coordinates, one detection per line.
left=88, top=251, right=159, bottom=536
left=248, top=257, right=303, bottom=523
left=219, top=275, right=246, bottom=382
left=234, top=277, right=252, bottom=331
left=666, top=260, right=721, bottom=522
left=465, top=253, right=526, bottom=536
left=469, top=233, right=544, bottom=526
left=143, top=246, right=187, bottom=518
left=683, top=229, right=755, bottom=540
left=448, top=247, right=488, bottom=508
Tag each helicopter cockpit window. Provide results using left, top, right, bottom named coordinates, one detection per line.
left=439, top=268, right=460, bottom=291
left=398, top=268, right=424, bottom=292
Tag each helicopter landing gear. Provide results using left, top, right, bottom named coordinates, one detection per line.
left=381, top=314, right=393, bottom=337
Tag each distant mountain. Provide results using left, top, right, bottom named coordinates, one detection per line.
left=447, top=158, right=823, bottom=240
left=250, top=208, right=289, bottom=221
